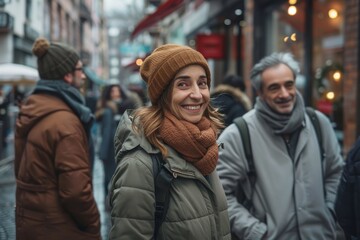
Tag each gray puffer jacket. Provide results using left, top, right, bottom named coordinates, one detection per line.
left=109, top=111, right=231, bottom=240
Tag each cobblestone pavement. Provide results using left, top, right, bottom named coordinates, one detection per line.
left=0, top=156, right=110, bottom=240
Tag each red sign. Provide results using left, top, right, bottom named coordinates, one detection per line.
left=316, top=99, right=333, bottom=115
left=196, top=34, right=224, bottom=59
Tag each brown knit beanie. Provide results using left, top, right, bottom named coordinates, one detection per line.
left=140, top=44, right=211, bottom=105
left=32, top=37, right=80, bottom=80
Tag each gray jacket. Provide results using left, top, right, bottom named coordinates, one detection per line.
left=216, top=109, right=344, bottom=240
left=109, top=111, right=231, bottom=240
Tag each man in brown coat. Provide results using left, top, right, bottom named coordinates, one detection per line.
left=14, top=37, right=100, bottom=240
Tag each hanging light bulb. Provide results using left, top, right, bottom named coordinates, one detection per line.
left=136, top=58, right=143, bottom=66
left=290, top=33, right=297, bottom=41
left=328, top=9, right=338, bottom=19
left=333, top=71, right=341, bottom=81
left=288, top=6, right=297, bottom=16
left=326, top=91, right=335, bottom=100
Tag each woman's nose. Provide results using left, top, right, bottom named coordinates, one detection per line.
left=190, top=85, right=202, bottom=99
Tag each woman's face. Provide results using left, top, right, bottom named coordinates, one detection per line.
left=110, top=86, right=121, bottom=101
left=170, top=65, right=210, bottom=123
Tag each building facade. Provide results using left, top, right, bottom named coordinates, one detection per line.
left=0, top=0, right=108, bottom=89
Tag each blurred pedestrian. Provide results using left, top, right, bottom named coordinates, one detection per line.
left=109, top=44, right=231, bottom=239
left=95, top=83, right=139, bottom=207
left=14, top=37, right=100, bottom=240
left=85, top=90, right=99, bottom=172
left=211, top=74, right=252, bottom=127
left=217, top=52, right=344, bottom=239
left=0, top=85, right=10, bottom=149
left=335, top=136, right=360, bottom=240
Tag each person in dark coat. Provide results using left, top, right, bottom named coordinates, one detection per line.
left=95, top=84, right=139, bottom=205
left=211, top=74, right=252, bottom=126
left=15, top=37, right=100, bottom=240
left=0, top=85, right=10, bottom=150
left=335, top=136, right=360, bottom=240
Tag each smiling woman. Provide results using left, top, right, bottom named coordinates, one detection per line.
left=108, top=44, right=231, bottom=240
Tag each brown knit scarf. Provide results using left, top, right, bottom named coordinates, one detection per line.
left=159, top=112, right=218, bottom=176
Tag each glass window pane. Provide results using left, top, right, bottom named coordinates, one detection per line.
left=313, top=0, right=344, bottom=128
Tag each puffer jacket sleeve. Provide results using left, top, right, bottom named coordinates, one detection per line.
left=216, top=124, right=267, bottom=240
left=55, top=131, right=100, bottom=236
left=109, top=151, right=155, bottom=240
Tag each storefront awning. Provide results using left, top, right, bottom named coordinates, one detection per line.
left=130, top=0, right=184, bottom=40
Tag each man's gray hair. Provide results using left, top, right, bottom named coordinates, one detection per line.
left=250, top=52, right=300, bottom=91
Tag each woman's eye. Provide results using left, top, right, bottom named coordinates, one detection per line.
left=177, top=82, right=188, bottom=87
left=198, top=80, right=208, bottom=88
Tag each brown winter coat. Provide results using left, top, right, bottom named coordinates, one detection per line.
left=14, top=94, right=100, bottom=240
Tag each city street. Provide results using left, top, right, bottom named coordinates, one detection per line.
left=0, top=152, right=111, bottom=240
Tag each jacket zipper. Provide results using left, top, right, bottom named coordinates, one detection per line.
left=170, top=168, right=195, bottom=179
left=170, top=168, right=213, bottom=192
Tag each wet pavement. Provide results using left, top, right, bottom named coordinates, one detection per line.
left=0, top=157, right=15, bottom=240
left=0, top=153, right=111, bottom=240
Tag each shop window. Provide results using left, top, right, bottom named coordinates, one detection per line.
left=312, top=0, right=344, bottom=135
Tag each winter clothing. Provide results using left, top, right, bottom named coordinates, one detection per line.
left=15, top=80, right=100, bottom=240
left=95, top=85, right=140, bottom=199
left=109, top=111, right=231, bottom=240
left=211, top=84, right=252, bottom=126
left=159, top=111, right=218, bottom=175
left=335, top=136, right=360, bottom=240
left=217, top=96, right=344, bottom=239
left=97, top=106, right=117, bottom=198
left=97, top=100, right=132, bottom=198
left=140, top=44, right=211, bottom=105
left=32, top=38, right=80, bottom=80
left=255, top=91, right=305, bottom=135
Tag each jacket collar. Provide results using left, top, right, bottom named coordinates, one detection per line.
left=117, top=110, right=213, bottom=188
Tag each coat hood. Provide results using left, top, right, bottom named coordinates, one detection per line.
left=114, top=110, right=159, bottom=163
left=16, top=94, right=74, bottom=138
left=211, top=84, right=252, bottom=111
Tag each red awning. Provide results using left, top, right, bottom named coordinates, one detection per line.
left=130, top=0, right=184, bottom=40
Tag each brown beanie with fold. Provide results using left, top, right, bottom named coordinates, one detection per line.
left=140, top=44, right=211, bottom=105
left=32, top=37, right=80, bottom=80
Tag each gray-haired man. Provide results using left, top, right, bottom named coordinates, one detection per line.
left=217, top=52, right=344, bottom=239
